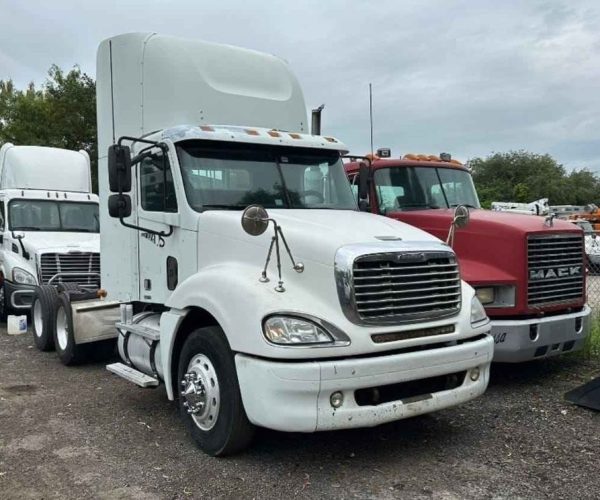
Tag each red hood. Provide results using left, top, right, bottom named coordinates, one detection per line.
left=386, top=208, right=584, bottom=316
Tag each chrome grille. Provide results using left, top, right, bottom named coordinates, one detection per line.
left=527, top=234, right=584, bottom=307
left=351, top=251, right=461, bottom=323
left=39, top=252, right=100, bottom=286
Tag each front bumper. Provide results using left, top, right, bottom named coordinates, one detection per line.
left=235, top=334, right=493, bottom=433
left=5, top=281, right=36, bottom=310
left=490, top=305, right=591, bottom=363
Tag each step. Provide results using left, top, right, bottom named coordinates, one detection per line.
left=106, top=362, right=159, bottom=388
left=116, top=322, right=160, bottom=341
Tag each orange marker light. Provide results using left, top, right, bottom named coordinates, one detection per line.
left=245, top=129, right=260, bottom=136
left=200, top=125, right=214, bottom=132
left=289, top=133, right=302, bottom=139
left=268, top=130, right=281, bottom=137
left=97, top=289, right=108, bottom=299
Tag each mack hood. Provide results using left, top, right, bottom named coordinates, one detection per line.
left=390, top=208, right=582, bottom=284
left=14, top=232, right=100, bottom=255
left=198, top=209, right=448, bottom=267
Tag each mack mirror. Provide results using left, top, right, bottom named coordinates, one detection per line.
left=453, top=205, right=470, bottom=229
left=241, top=205, right=269, bottom=236
left=108, top=144, right=132, bottom=193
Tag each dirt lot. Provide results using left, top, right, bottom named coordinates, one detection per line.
left=1, top=328, right=599, bottom=500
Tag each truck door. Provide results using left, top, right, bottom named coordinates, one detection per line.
left=136, top=151, right=194, bottom=304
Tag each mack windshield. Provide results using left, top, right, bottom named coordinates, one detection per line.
left=374, top=166, right=480, bottom=213
left=176, top=142, right=357, bottom=211
left=9, top=200, right=99, bottom=232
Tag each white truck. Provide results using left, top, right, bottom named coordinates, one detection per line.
left=0, top=144, right=103, bottom=345
left=37, top=32, right=494, bottom=455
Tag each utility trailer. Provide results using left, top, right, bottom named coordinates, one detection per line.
left=38, top=33, right=494, bottom=455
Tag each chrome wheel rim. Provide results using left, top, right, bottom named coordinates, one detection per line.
left=33, top=299, right=43, bottom=337
left=181, top=354, right=220, bottom=431
left=56, top=305, right=68, bottom=351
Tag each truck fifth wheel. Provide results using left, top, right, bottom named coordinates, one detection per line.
left=47, top=33, right=494, bottom=456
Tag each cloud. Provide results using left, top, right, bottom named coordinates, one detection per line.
left=0, top=0, right=598, bottom=170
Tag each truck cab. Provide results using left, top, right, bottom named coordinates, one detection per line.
left=34, top=33, right=495, bottom=456
left=0, top=144, right=100, bottom=324
left=345, top=153, right=590, bottom=362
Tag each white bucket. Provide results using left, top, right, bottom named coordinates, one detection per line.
left=7, top=315, right=27, bottom=335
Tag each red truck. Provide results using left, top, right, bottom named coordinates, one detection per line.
left=345, top=152, right=591, bottom=362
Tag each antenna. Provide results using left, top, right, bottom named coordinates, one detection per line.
left=369, top=83, right=374, bottom=155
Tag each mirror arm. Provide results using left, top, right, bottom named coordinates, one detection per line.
left=11, top=231, right=30, bottom=260
left=118, top=217, right=173, bottom=238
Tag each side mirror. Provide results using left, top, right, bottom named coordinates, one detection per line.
left=446, top=205, right=470, bottom=247
left=108, top=194, right=132, bottom=218
left=452, top=205, right=470, bottom=229
left=241, top=205, right=270, bottom=236
left=358, top=162, right=369, bottom=211
left=108, top=145, right=132, bottom=193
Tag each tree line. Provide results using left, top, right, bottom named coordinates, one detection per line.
left=2, top=65, right=600, bottom=204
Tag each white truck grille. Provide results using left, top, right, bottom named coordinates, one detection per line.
left=527, top=234, right=584, bottom=307
left=39, top=252, right=100, bottom=286
left=352, top=252, right=461, bottom=323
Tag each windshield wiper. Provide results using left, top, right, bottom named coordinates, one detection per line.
left=12, top=226, right=42, bottom=231
left=201, top=204, right=247, bottom=211
left=398, top=204, right=441, bottom=210
left=450, top=203, right=478, bottom=209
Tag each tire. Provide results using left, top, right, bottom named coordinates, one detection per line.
left=53, top=293, right=87, bottom=365
left=0, top=280, right=8, bottom=323
left=177, top=326, right=255, bottom=456
left=32, top=285, right=60, bottom=351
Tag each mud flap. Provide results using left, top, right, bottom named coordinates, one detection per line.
left=564, top=376, right=600, bottom=411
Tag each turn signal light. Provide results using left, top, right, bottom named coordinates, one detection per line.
left=97, top=289, right=108, bottom=299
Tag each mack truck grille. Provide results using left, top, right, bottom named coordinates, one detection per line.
left=351, top=252, right=461, bottom=323
left=527, top=234, right=584, bottom=307
left=39, top=252, right=100, bottom=286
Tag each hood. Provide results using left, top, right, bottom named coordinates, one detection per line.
left=390, top=208, right=581, bottom=238
left=198, top=209, right=447, bottom=267
left=15, top=232, right=100, bottom=255
left=386, top=208, right=585, bottom=314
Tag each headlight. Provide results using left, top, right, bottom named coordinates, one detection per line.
left=470, top=296, right=488, bottom=325
left=474, top=285, right=515, bottom=307
left=12, top=267, right=37, bottom=285
left=475, top=287, right=494, bottom=305
left=263, top=316, right=334, bottom=345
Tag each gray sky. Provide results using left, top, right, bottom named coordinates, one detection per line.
left=1, top=0, right=599, bottom=171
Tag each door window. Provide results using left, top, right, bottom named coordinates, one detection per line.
left=140, top=153, right=178, bottom=212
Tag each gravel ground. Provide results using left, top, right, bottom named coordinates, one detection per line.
left=1, top=328, right=599, bottom=500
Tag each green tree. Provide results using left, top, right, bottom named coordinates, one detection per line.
left=471, top=150, right=600, bottom=207
left=0, top=65, right=97, bottom=191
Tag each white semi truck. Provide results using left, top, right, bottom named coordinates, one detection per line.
left=0, top=144, right=104, bottom=347
left=37, top=33, right=494, bottom=455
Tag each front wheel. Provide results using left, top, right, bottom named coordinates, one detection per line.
left=177, top=326, right=255, bottom=456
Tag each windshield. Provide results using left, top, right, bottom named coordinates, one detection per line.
left=9, top=200, right=99, bottom=232
left=176, top=141, right=357, bottom=211
left=374, top=166, right=480, bottom=213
